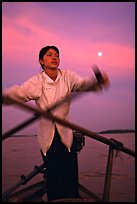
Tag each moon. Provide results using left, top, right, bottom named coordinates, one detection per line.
left=98, top=51, right=103, bottom=57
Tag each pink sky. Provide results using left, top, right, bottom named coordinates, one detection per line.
left=2, top=2, right=135, bottom=134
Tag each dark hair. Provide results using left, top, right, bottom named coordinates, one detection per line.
left=39, top=46, right=60, bottom=70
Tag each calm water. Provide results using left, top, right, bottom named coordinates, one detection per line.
left=2, top=133, right=135, bottom=202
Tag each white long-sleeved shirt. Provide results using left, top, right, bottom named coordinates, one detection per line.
left=3, top=69, right=99, bottom=155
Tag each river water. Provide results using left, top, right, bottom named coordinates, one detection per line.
left=2, top=132, right=135, bottom=202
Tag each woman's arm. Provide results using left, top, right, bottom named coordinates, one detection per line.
left=2, top=74, right=43, bottom=105
left=67, top=69, right=110, bottom=92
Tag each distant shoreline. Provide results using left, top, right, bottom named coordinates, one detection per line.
left=7, top=129, right=135, bottom=137
left=98, top=129, right=135, bottom=134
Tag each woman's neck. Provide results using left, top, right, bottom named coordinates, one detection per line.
left=45, top=69, right=58, bottom=81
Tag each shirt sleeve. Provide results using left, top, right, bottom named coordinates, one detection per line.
left=66, top=70, right=100, bottom=92
left=2, top=74, right=42, bottom=105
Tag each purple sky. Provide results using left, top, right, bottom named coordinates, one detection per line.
left=2, top=2, right=135, bottom=134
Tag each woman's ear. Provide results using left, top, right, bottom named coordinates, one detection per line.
left=39, top=59, right=44, bottom=65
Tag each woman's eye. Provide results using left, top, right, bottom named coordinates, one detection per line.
left=46, top=53, right=59, bottom=57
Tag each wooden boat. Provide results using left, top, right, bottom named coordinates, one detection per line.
left=2, top=133, right=101, bottom=202
left=3, top=178, right=101, bottom=202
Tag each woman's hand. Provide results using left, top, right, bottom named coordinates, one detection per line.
left=92, top=64, right=110, bottom=90
left=101, top=71, right=110, bottom=90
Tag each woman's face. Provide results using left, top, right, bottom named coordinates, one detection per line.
left=40, top=48, right=60, bottom=70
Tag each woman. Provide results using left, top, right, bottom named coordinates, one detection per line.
left=3, top=45, right=110, bottom=201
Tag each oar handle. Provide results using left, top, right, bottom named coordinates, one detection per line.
left=92, top=64, right=105, bottom=84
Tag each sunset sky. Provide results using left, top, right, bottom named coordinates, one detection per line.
left=2, top=2, right=135, bottom=135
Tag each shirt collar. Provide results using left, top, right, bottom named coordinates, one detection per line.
left=42, top=69, right=61, bottom=85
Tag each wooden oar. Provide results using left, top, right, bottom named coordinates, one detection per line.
left=2, top=94, right=135, bottom=157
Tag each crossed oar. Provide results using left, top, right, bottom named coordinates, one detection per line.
left=2, top=91, right=84, bottom=140
left=2, top=91, right=135, bottom=158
